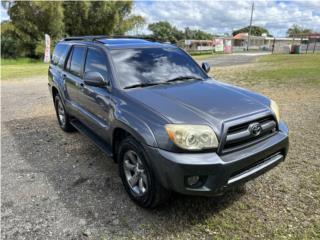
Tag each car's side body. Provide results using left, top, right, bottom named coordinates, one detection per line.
left=49, top=41, right=158, bottom=149
left=48, top=37, right=289, bottom=206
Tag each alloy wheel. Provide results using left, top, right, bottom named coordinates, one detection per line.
left=123, top=150, right=148, bottom=196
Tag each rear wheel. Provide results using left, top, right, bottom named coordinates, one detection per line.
left=118, top=136, right=170, bottom=208
left=54, top=94, right=74, bottom=132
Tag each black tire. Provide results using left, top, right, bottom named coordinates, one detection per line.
left=118, top=136, right=170, bottom=208
left=54, top=94, right=75, bottom=132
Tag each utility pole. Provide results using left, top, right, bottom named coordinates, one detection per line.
left=247, top=1, right=254, bottom=51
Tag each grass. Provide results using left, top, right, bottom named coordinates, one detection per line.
left=212, top=54, right=320, bottom=87
left=1, top=58, right=43, bottom=65
left=191, top=52, right=220, bottom=60
left=1, top=58, right=48, bottom=81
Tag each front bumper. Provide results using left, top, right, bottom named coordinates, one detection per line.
left=144, top=121, right=289, bottom=196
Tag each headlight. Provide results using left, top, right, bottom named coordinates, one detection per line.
left=165, top=124, right=218, bottom=150
left=270, top=99, right=280, bottom=123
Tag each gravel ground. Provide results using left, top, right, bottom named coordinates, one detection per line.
left=1, top=59, right=320, bottom=239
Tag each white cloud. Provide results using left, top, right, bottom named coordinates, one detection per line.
left=133, top=0, right=320, bottom=37
left=1, top=5, right=10, bottom=22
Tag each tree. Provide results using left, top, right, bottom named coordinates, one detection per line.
left=184, top=27, right=214, bottom=40
left=7, top=1, right=64, bottom=57
left=148, top=22, right=215, bottom=42
left=63, top=1, right=145, bottom=36
left=4, top=1, right=144, bottom=58
left=287, top=24, right=312, bottom=37
left=148, top=21, right=184, bottom=43
left=1, top=21, right=23, bottom=58
left=232, top=25, right=271, bottom=37
left=62, top=1, right=89, bottom=36
left=112, top=1, right=145, bottom=35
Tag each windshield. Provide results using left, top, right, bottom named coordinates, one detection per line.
left=110, top=47, right=207, bottom=88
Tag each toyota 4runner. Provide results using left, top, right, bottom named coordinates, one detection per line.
left=48, top=36, right=289, bottom=208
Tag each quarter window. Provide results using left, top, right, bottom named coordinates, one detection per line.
left=85, top=48, right=108, bottom=80
left=51, top=43, right=69, bottom=68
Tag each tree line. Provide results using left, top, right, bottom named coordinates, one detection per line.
left=1, top=2, right=216, bottom=59
left=147, top=21, right=216, bottom=43
left=1, top=1, right=144, bottom=58
left=1, top=1, right=313, bottom=59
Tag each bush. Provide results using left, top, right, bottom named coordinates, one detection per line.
left=35, top=39, right=45, bottom=59
left=1, top=22, right=21, bottom=58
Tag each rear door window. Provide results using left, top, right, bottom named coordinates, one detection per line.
left=84, top=48, right=108, bottom=80
left=67, top=46, right=86, bottom=77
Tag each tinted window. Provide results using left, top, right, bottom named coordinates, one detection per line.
left=51, top=43, right=69, bottom=67
left=85, top=48, right=108, bottom=79
left=110, top=47, right=206, bottom=88
left=69, top=46, right=86, bottom=77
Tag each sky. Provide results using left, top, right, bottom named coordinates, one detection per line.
left=1, top=0, right=320, bottom=37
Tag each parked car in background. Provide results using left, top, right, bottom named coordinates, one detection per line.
left=48, top=36, right=289, bottom=208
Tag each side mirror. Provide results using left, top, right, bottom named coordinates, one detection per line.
left=201, top=62, right=211, bottom=73
left=83, top=71, right=107, bottom=87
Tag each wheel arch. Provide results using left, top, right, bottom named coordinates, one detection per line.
left=52, top=86, right=59, bottom=100
left=111, top=117, right=157, bottom=162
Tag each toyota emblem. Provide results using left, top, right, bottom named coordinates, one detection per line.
left=249, top=122, right=262, bottom=136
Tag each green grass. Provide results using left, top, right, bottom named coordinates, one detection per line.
left=255, top=54, right=320, bottom=84
left=191, top=52, right=220, bottom=60
left=212, top=53, right=320, bottom=87
left=1, top=58, right=48, bottom=81
left=1, top=58, right=43, bottom=65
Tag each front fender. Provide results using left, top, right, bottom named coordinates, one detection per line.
left=113, top=109, right=158, bottom=147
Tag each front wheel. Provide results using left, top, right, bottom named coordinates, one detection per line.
left=118, top=137, right=170, bottom=208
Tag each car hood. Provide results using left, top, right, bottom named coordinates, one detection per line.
left=126, top=79, right=270, bottom=132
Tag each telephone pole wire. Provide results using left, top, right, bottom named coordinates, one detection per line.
left=247, top=1, right=254, bottom=51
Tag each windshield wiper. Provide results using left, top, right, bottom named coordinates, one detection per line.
left=165, top=76, right=202, bottom=83
left=124, top=76, right=202, bottom=89
left=124, top=82, right=161, bottom=89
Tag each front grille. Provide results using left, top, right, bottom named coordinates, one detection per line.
left=222, top=116, right=277, bottom=153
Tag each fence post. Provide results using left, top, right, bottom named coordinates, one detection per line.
left=306, top=40, right=309, bottom=54
left=313, top=40, right=317, bottom=54
left=272, top=37, right=275, bottom=54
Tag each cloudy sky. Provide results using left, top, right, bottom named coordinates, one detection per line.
left=1, top=0, right=320, bottom=37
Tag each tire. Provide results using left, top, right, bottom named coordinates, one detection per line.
left=118, top=136, right=170, bottom=208
left=54, top=94, right=75, bottom=132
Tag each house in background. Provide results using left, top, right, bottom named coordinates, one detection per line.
left=232, top=32, right=308, bottom=52
left=179, top=32, right=318, bottom=54
left=181, top=39, right=214, bottom=52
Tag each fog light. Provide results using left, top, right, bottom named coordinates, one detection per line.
left=187, top=176, right=200, bottom=186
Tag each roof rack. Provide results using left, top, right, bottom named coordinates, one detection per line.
left=62, top=35, right=157, bottom=42
left=62, top=35, right=109, bottom=42
left=110, top=35, right=156, bottom=41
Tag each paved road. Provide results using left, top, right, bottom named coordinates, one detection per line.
left=197, top=52, right=271, bottom=67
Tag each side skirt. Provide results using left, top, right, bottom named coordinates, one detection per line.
left=70, top=119, right=113, bottom=159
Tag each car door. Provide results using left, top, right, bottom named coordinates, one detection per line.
left=77, top=47, right=113, bottom=143
left=63, top=45, right=87, bottom=116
